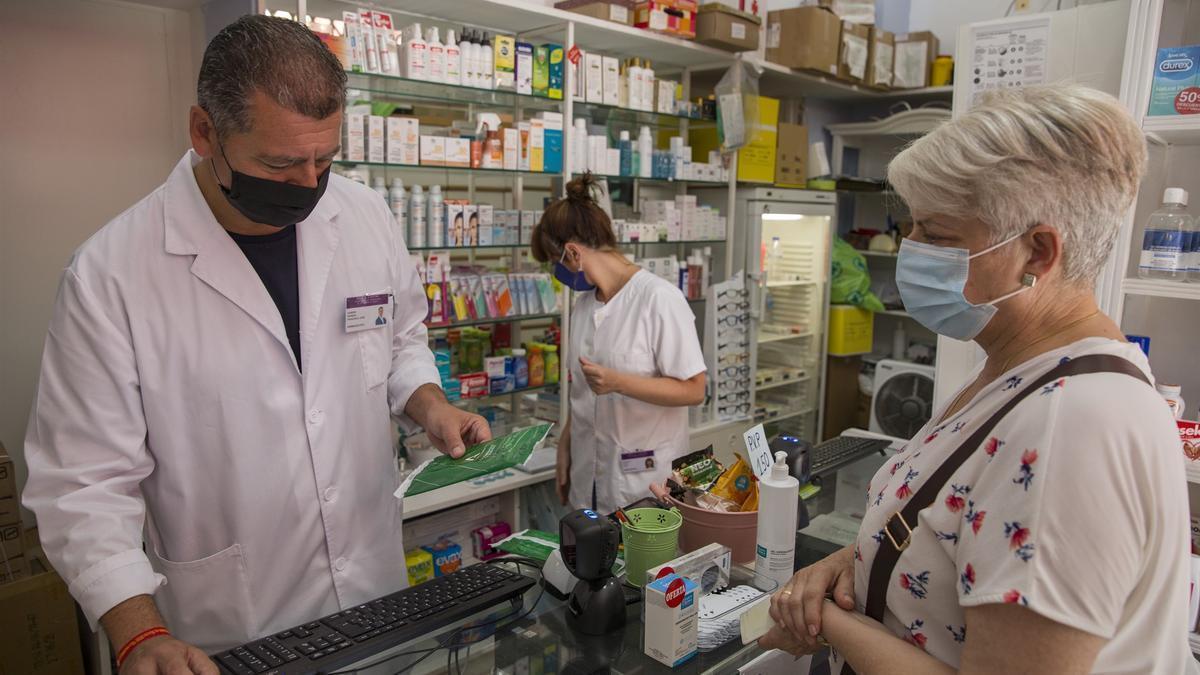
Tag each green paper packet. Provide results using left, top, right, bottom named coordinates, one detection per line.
left=496, top=529, right=560, bottom=562
left=400, top=423, right=553, bottom=497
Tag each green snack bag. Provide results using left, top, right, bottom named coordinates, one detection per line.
left=830, top=238, right=885, bottom=312
left=671, top=446, right=724, bottom=490
left=401, top=424, right=553, bottom=497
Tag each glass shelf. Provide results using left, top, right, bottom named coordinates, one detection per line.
left=573, top=100, right=714, bottom=128
left=580, top=173, right=728, bottom=186
left=409, top=244, right=522, bottom=252
left=453, top=381, right=559, bottom=405
left=622, top=238, right=728, bottom=246
left=335, top=160, right=554, bottom=178
left=345, top=71, right=561, bottom=111
left=427, top=312, right=560, bottom=331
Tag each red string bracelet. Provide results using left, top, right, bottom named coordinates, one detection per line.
left=116, top=626, right=170, bottom=668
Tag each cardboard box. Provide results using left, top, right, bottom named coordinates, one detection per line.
left=420, top=135, right=446, bottom=166
left=868, top=29, right=895, bottom=89
left=445, top=137, right=471, bottom=168
left=635, top=0, right=698, bottom=38
left=516, top=42, right=534, bottom=95
left=547, top=44, right=565, bottom=100
left=494, top=35, right=516, bottom=90
left=775, top=122, right=807, bottom=187
left=823, top=356, right=863, bottom=441
left=894, top=31, right=939, bottom=89
left=602, top=56, right=620, bottom=106
left=0, top=446, right=16, bottom=528
left=446, top=202, right=466, bottom=246
left=386, top=116, right=420, bottom=165
left=530, top=118, right=546, bottom=172
left=0, top=570, right=85, bottom=673
left=367, top=115, right=386, bottom=163
left=503, top=128, right=520, bottom=170
left=555, top=0, right=635, bottom=25
left=644, top=573, right=698, bottom=667
left=585, top=52, right=604, bottom=103
left=342, top=107, right=368, bottom=162
left=839, top=20, right=871, bottom=82
left=533, top=46, right=550, bottom=98
left=695, top=3, right=760, bottom=52
left=765, top=7, right=841, bottom=76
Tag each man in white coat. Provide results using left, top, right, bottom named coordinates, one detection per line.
left=21, top=15, right=489, bottom=674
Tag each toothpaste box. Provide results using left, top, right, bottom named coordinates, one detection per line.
left=1150, top=46, right=1200, bottom=116
left=644, top=573, right=698, bottom=668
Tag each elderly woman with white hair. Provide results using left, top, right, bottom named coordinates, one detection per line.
left=760, top=85, right=1197, bottom=674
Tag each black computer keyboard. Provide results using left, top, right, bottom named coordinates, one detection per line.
left=810, top=436, right=893, bottom=478
left=212, top=563, right=535, bottom=675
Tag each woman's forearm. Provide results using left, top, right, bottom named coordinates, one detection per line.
left=821, top=602, right=954, bottom=675
left=615, top=372, right=705, bottom=407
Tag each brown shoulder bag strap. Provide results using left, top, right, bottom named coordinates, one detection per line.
left=854, top=354, right=1150, bottom=647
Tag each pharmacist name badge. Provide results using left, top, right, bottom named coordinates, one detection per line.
left=620, top=449, right=655, bottom=473
left=345, top=293, right=392, bottom=333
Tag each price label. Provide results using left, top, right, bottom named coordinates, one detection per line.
left=567, top=44, right=582, bottom=66
left=743, top=424, right=772, bottom=480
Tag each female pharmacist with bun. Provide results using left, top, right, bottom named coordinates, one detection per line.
left=531, top=173, right=707, bottom=514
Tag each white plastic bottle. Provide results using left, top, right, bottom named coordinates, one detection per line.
left=371, top=176, right=388, bottom=201
left=428, top=184, right=445, bottom=247
left=462, top=29, right=477, bottom=88
left=756, top=451, right=799, bottom=590
left=444, top=30, right=462, bottom=86
left=410, top=184, right=428, bottom=248
left=1158, top=383, right=1186, bottom=419
left=388, top=177, right=407, bottom=239
left=426, top=26, right=445, bottom=84
left=637, top=125, right=653, bottom=178
left=768, top=236, right=783, bottom=282
left=643, top=60, right=656, bottom=112
left=628, top=59, right=644, bottom=110
left=1139, top=187, right=1192, bottom=281
left=403, top=23, right=427, bottom=81
left=480, top=32, right=495, bottom=91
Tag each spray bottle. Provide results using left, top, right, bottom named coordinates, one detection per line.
left=618, top=130, right=632, bottom=177
left=756, top=451, right=799, bottom=590
left=480, top=32, right=494, bottom=90
left=637, top=126, right=653, bottom=178
left=426, top=26, right=445, bottom=84
left=371, top=176, right=388, bottom=201
left=444, top=30, right=461, bottom=85
left=428, top=185, right=445, bottom=246
left=402, top=23, right=427, bottom=81
left=388, top=178, right=408, bottom=242
left=411, top=184, right=429, bottom=247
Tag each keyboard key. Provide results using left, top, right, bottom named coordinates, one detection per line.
left=218, top=654, right=255, bottom=675
left=275, top=630, right=292, bottom=640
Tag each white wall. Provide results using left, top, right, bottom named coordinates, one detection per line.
left=908, top=0, right=1082, bottom=52
left=0, top=0, right=201, bottom=522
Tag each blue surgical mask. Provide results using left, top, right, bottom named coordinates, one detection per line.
left=896, top=233, right=1031, bottom=341
left=555, top=248, right=596, bottom=292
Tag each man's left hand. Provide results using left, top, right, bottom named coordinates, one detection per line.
left=424, top=404, right=491, bottom=458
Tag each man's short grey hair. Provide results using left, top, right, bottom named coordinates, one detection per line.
left=198, top=14, right=347, bottom=138
left=887, top=84, right=1147, bottom=284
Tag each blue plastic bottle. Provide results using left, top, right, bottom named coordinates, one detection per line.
left=512, top=348, right=530, bottom=389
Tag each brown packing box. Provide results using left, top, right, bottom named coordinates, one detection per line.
left=696, top=3, right=760, bottom=52
left=555, top=0, right=636, bottom=25
left=775, top=123, right=808, bottom=187
left=868, top=29, right=895, bottom=89
left=765, top=7, right=841, bottom=77
left=0, top=570, right=85, bottom=674
left=0, top=443, right=18, bottom=527
left=822, top=356, right=863, bottom=441
left=894, top=30, right=939, bottom=89
left=838, top=20, right=871, bottom=82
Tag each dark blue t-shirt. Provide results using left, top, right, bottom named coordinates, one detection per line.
left=228, top=225, right=302, bottom=371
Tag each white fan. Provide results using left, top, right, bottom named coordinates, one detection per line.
left=870, top=360, right=935, bottom=440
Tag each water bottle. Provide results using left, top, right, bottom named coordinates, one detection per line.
left=768, top=236, right=783, bottom=282
left=1139, top=188, right=1191, bottom=281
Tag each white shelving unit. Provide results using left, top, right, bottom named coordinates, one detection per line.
left=1122, top=278, right=1200, bottom=301
left=1143, top=116, right=1200, bottom=145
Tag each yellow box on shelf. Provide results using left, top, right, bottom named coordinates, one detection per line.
left=827, top=305, right=873, bottom=356
left=688, top=95, right=779, bottom=184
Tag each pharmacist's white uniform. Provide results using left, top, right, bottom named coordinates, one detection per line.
left=22, top=151, right=440, bottom=653
left=567, top=269, right=706, bottom=514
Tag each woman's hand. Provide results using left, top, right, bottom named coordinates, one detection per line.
left=767, top=545, right=856, bottom=653
left=579, top=357, right=625, bottom=395
left=556, top=433, right=571, bottom=505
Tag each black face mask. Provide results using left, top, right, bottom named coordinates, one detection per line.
left=213, top=144, right=330, bottom=228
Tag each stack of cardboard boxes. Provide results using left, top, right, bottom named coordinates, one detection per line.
left=0, top=444, right=87, bottom=674
left=765, top=4, right=940, bottom=90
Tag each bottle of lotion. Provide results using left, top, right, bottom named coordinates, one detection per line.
left=426, top=26, right=445, bottom=84
left=637, top=125, right=653, bottom=178
left=444, top=30, right=461, bottom=86
left=480, top=33, right=495, bottom=90
left=756, top=451, right=799, bottom=590
left=403, top=23, right=427, bottom=81
left=618, top=130, right=632, bottom=177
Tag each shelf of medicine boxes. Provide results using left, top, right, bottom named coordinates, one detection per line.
left=573, top=100, right=714, bottom=129
left=452, top=382, right=559, bottom=407
left=333, top=160, right=554, bottom=178
left=345, top=71, right=561, bottom=112
left=426, top=312, right=560, bottom=331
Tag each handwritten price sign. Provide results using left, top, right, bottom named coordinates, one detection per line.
left=742, top=424, right=773, bottom=480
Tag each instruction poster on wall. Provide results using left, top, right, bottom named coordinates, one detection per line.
left=967, top=18, right=1051, bottom=108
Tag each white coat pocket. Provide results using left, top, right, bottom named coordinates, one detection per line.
left=358, top=328, right=391, bottom=390
left=147, top=542, right=255, bottom=653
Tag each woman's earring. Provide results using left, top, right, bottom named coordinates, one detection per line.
left=1021, top=273, right=1037, bottom=288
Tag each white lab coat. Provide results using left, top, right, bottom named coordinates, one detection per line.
left=22, top=151, right=440, bottom=653
left=567, top=270, right=706, bottom=514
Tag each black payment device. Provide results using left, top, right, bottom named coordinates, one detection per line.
left=561, top=509, right=626, bottom=635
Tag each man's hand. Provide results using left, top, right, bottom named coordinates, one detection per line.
left=768, top=545, right=856, bottom=653
left=424, top=403, right=491, bottom=458
left=120, top=635, right=218, bottom=675
left=556, top=433, right=571, bottom=505
left=579, top=357, right=624, bottom=395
